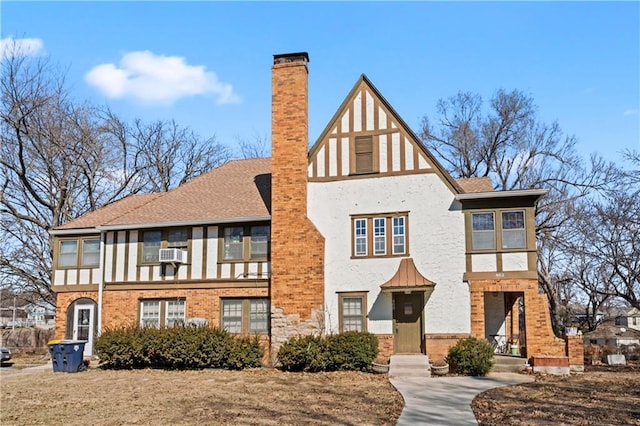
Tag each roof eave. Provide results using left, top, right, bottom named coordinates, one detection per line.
left=455, top=188, right=549, bottom=201
left=97, top=216, right=272, bottom=231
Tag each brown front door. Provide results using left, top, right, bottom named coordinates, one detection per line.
left=393, top=292, right=423, bottom=354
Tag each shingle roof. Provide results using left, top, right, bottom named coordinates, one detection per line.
left=455, top=177, right=494, bottom=193
left=54, top=158, right=272, bottom=230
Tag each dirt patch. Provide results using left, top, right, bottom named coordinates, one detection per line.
left=1, top=368, right=403, bottom=425
left=473, top=365, right=640, bottom=425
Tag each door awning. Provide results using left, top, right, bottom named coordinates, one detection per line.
left=380, top=257, right=436, bottom=292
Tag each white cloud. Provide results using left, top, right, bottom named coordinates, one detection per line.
left=0, top=37, right=44, bottom=60
left=623, top=109, right=638, bottom=116
left=84, top=50, right=241, bottom=105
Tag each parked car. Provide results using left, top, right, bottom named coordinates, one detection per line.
left=1, top=346, right=11, bottom=364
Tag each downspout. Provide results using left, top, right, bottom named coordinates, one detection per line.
left=97, top=231, right=105, bottom=337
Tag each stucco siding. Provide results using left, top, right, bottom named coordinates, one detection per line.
left=309, top=173, right=469, bottom=336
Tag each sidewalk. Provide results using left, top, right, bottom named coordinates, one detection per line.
left=390, top=373, right=534, bottom=425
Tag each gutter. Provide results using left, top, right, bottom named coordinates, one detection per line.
left=455, top=188, right=548, bottom=201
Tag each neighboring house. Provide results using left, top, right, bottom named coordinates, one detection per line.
left=50, top=52, right=568, bottom=363
left=615, top=308, right=640, bottom=331
left=584, top=325, right=640, bottom=347
left=25, top=302, right=56, bottom=328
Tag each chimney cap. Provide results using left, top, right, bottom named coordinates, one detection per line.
left=273, top=52, right=309, bottom=65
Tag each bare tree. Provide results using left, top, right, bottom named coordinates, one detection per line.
left=236, top=132, right=271, bottom=159
left=0, top=42, right=228, bottom=304
left=133, top=119, right=231, bottom=192
left=420, top=89, right=615, bottom=335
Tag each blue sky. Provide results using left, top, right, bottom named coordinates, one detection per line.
left=2, top=1, right=639, bottom=163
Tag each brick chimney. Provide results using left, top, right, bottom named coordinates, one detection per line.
left=270, top=52, right=325, bottom=354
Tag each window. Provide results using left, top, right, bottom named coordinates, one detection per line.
left=81, top=239, right=100, bottom=267
left=339, top=293, right=367, bottom=332
left=220, top=225, right=270, bottom=262
left=250, top=226, right=270, bottom=260
left=392, top=217, right=406, bottom=255
left=501, top=211, right=526, bottom=249
left=223, top=227, right=244, bottom=260
left=58, top=240, right=78, bottom=268
left=168, top=229, right=188, bottom=250
left=57, top=237, right=101, bottom=268
left=472, top=213, right=495, bottom=250
left=351, top=214, right=408, bottom=258
left=354, top=136, right=374, bottom=174
left=354, top=219, right=367, bottom=256
left=139, top=299, right=185, bottom=328
left=373, top=218, right=386, bottom=255
left=221, top=298, right=269, bottom=334
left=142, top=231, right=162, bottom=262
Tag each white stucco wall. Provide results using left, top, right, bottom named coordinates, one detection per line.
left=308, top=173, right=469, bottom=336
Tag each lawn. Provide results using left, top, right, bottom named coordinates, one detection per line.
left=0, top=367, right=403, bottom=425
left=473, top=364, right=640, bottom=425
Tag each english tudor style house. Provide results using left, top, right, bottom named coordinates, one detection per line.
left=51, top=52, right=577, bottom=366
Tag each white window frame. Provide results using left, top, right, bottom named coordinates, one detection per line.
left=140, top=300, right=161, bottom=328
left=354, top=218, right=367, bottom=256
left=392, top=216, right=406, bottom=255
left=140, top=299, right=185, bottom=328
left=373, top=218, right=386, bottom=255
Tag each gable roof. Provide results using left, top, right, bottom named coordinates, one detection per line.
left=53, top=158, right=271, bottom=232
left=307, top=74, right=464, bottom=193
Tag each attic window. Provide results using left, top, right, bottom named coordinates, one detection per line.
left=354, top=136, right=374, bottom=174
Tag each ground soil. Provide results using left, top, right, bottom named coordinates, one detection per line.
left=473, top=364, right=640, bottom=425
left=0, top=359, right=403, bottom=426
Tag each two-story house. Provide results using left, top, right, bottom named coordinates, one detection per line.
left=50, top=52, right=570, bottom=365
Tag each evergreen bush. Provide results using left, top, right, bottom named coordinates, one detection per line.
left=446, top=336, right=494, bottom=376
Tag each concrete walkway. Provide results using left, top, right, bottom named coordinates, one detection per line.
left=390, top=373, right=534, bottom=425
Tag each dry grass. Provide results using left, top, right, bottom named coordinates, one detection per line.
left=473, top=365, right=640, bottom=425
left=0, top=368, right=403, bottom=425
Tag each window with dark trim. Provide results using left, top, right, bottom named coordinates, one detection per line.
left=501, top=211, right=526, bottom=249
left=141, top=228, right=190, bottom=264
left=351, top=213, right=408, bottom=258
left=354, top=136, right=373, bottom=174
left=57, top=237, right=101, bottom=268
left=220, top=225, right=270, bottom=262
left=142, top=231, right=162, bottom=263
left=139, top=299, right=185, bottom=328
left=339, top=293, right=367, bottom=332
left=471, top=212, right=495, bottom=250
left=221, top=298, right=269, bottom=334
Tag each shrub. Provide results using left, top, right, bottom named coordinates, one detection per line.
left=277, top=332, right=378, bottom=372
left=94, top=325, right=263, bottom=370
left=446, top=337, right=494, bottom=376
left=328, top=331, right=378, bottom=371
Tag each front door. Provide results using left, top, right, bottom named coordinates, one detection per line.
left=73, top=303, right=94, bottom=357
left=393, top=292, right=423, bottom=353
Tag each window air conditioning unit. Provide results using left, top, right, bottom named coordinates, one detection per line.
left=159, top=248, right=186, bottom=263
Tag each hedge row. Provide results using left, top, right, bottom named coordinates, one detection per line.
left=94, top=325, right=263, bottom=370
left=277, top=332, right=379, bottom=372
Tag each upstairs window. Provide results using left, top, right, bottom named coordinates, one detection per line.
left=221, top=225, right=270, bottom=262
left=354, top=218, right=367, bottom=256
left=501, top=211, right=526, bottom=249
left=351, top=213, right=409, bottom=258
left=354, top=136, right=374, bottom=174
left=57, top=237, right=101, bottom=268
left=168, top=229, right=188, bottom=250
left=81, top=239, right=100, bottom=267
left=142, top=231, right=162, bottom=263
left=471, top=213, right=495, bottom=250
left=58, top=240, right=78, bottom=268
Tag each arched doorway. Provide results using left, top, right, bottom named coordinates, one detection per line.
left=66, top=298, right=97, bottom=357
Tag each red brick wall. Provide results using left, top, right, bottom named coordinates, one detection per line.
left=55, top=291, right=98, bottom=340
left=425, top=333, right=471, bottom=362
left=377, top=334, right=394, bottom=360
left=270, top=55, right=325, bottom=323
left=566, top=335, right=584, bottom=369
left=469, top=279, right=567, bottom=360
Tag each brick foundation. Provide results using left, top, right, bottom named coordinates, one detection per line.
left=425, top=333, right=471, bottom=362
left=376, top=334, right=394, bottom=360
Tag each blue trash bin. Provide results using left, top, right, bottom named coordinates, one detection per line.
left=48, top=340, right=86, bottom=373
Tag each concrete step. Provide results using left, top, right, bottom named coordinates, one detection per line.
left=492, top=354, right=529, bottom=373
left=389, top=354, right=431, bottom=378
